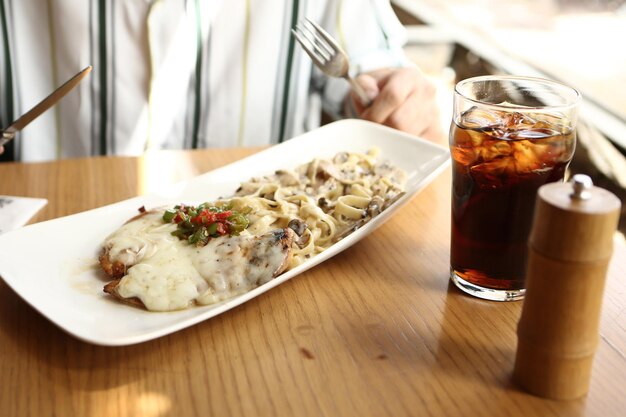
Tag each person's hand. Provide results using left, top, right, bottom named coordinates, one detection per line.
left=347, top=67, right=443, bottom=144
left=0, top=145, right=4, bottom=155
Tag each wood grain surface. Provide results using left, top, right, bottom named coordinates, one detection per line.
left=0, top=148, right=624, bottom=417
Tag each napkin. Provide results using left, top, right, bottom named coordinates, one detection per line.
left=0, top=195, right=48, bottom=235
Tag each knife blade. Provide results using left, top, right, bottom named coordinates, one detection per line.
left=0, top=65, right=92, bottom=147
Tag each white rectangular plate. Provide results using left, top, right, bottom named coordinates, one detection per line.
left=0, top=120, right=449, bottom=346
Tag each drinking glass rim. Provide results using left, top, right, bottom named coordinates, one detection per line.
left=455, top=75, right=582, bottom=110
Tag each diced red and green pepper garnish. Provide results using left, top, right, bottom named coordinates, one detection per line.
left=162, top=203, right=249, bottom=246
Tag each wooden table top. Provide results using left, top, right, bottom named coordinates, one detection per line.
left=0, top=148, right=624, bottom=417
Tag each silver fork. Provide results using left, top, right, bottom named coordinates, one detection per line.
left=292, top=19, right=372, bottom=106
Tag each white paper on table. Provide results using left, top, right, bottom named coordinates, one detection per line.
left=0, top=196, right=48, bottom=235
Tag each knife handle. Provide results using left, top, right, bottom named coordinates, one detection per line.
left=0, top=130, right=15, bottom=147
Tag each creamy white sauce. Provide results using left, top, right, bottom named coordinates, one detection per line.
left=103, top=211, right=289, bottom=311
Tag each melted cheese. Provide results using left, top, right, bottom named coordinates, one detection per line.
left=103, top=211, right=289, bottom=311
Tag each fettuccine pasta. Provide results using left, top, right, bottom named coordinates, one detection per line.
left=226, top=148, right=407, bottom=268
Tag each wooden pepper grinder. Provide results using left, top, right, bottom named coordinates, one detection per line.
left=513, top=174, right=621, bottom=400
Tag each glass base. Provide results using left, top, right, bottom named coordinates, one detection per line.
left=450, top=269, right=525, bottom=301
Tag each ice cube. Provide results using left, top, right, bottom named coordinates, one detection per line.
left=484, top=126, right=507, bottom=140
left=466, top=128, right=487, bottom=147
left=508, top=127, right=557, bottom=140
left=470, top=157, right=516, bottom=189
left=502, top=112, right=537, bottom=130
left=451, top=146, right=478, bottom=166
left=460, top=107, right=504, bottom=130
left=477, top=139, right=512, bottom=161
left=511, top=141, right=543, bottom=172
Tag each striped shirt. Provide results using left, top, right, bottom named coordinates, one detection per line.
left=0, top=0, right=410, bottom=162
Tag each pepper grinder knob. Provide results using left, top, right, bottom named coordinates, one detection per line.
left=513, top=174, right=621, bottom=400
left=570, top=174, right=593, bottom=200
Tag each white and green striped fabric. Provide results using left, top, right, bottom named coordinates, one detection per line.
left=0, top=0, right=409, bottom=161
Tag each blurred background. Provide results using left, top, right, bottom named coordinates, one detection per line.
left=391, top=0, right=626, bottom=233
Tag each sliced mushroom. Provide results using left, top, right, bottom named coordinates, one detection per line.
left=366, top=196, right=385, bottom=217
left=318, top=197, right=332, bottom=213
left=316, top=160, right=342, bottom=181
left=287, top=218, right=307, bottom=237
left=274, top=169, right=301, bottom=187
left=333, top=152, right=349, bottom=164
left=261, top=191, right=276, bottom=201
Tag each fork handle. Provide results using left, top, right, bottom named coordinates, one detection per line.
left=347, top=77, right=372, bottom=107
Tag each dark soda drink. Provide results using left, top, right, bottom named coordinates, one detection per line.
left=450, top=107, right=576, bottom=295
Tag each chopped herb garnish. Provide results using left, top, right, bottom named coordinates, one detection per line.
left=162, top=203, right=250, bottom=246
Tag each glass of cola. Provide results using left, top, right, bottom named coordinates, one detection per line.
left=449, top=76, right=580, bottom=301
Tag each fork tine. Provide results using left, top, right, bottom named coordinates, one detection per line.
left=294, top=23, right=336, bottom=64
left=304, top=18, right=344, bottom=53
left=300, top=20, right=335, bottom=57
left=295, top=23, right=332, bottom=62
left=292, top=18, right=369, bottom=105
left=291, top=28, right=327, bottom=68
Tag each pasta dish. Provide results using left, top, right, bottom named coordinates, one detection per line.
left=99, top=148, right=406, bottom=311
